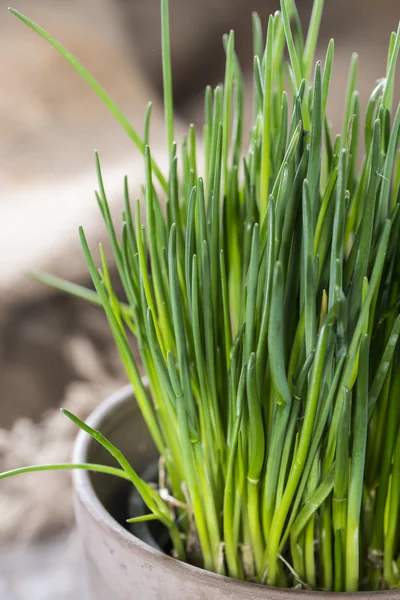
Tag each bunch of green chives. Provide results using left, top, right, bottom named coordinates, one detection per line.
left=4, top=0, right=400, bottom=591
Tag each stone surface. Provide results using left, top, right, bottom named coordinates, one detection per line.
left=0, top=530, right=87, bottom=600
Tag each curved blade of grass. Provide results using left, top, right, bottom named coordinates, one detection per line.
left=220, top=250, right=233, bottom=367
left=333, top=386, right=350, bottom=592
left=224, top=364, right=245, bottom=579
left=144, top=146, right=174, bottom=352
left=27, top=271, right=132, bottom=320
left=61, top=409, right=168, bottom=518
left=380, top=104, right=400, bottom=215
left=328, top=149, right=347, bottom=309
left=306, top=62, right=323, bottom=225
left=346, top=335, right=369, bottom=592
left=0, top=463, right=131, bottom=481
left=302, top=179, right=317, bottom=356
left=257, top=199, right=275, bottom=387
left=369, top=314, right=400, bottom=416
left=161, top=0, right=174, bottom=152
left=364, top=81, right=385, bottom=149
left=269, top=121, right=303, bottom=206
left=268, top=262, right=292, bottom=405
left=267, top=302, right=338, bottom=585
left=291, top=464, right=335, bottom=542
left=246, top=353, right=265, bottom=573
left=303, top=0, right=324, bottom=80
left=341, top=218, right=393, bottom=391
left=279, top=148, right=309, bottom=276
left=222, top=31, right=235, bottom=196
left=260, top=15, right=274, bottom=218
left=382, top=24, right=400, bottom=113
left=168, top=225, right=199, bottom=436
left=322, top=39, right=334, bottom=119
left=244, top=225, right=260, bottom=360
left=8, top=8, right=167, bottom=191
left=384, top=430, right=400, bottom=587
left=144, top=102, right=153, bottom=146
left=252, top=11, right=263, bottom=60
left=348, top=119, right=381, bottom=334
left=246, top=353, right=265, bottom=484
left=342, top=53, right=358, bottom=145
left=126, top=514, right=161, bottom=524
left=62, top=407, right=187, bottom=561
left=280, top=0, right=303, bottom=90
left=279, top=352, right=347, bottom=553
left=79, top=226, right=165, bottom=455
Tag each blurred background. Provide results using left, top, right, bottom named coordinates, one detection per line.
left=0, top=0, right=399, bottom=597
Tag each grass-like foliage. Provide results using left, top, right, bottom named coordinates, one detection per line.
left=4, top=0, right=400, bottom=591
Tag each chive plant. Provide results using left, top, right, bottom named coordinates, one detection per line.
left=3, top=0, right=400, bottom=592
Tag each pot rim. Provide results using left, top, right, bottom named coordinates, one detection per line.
left=72, top=383, right=399, bottom=598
